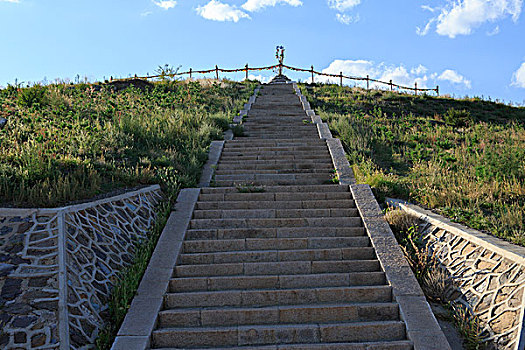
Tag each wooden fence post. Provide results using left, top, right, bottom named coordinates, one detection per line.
left=215, top=65, right=219, bottom=80
left=189, top=68, right=192, bottom=79
left=436, top=85, right=439, bottom=96
left=389, top=80, right=393, bottom=91
left=415, top=82, right=418, bottom=96
left=311, top=66, right=314, bottom=84
left=245, top=64, right=249, bottom=81
left=339, top=72, right=343, bottom=87
left=366, top=75, right=369, bottom=90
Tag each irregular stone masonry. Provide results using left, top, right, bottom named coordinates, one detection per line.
left=393, top=201, right=525, bottom=350
left=114, top=77, right=450, bottom=349
left=0, top=185, right=162, bottom=349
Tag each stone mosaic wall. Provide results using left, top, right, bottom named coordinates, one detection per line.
left=0, top=185, right=163, bottom=349
left=421, top=222, right=525, bottom=350
left=65, top=190, right=163, bottom=349
left=0, top=211, right=61, bottom=349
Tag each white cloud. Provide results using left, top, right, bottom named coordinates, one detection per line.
left=438, top=69, right=472, bottom=88
left=487, top=25, right=500, bottom=35
left=512, top=62, right=525, bottom=88
left=320, top=59, right=471, bottom=91
left=321, top=60, right=379, bottom=79
left=141, top=11, right=153, bottom=16
left=196, top=0, right=251, bottom=22
left=327, top=0, right=361, bottom=12
left=242, top=0, right=302, bottom=12
left=411, top=64, right=428, bottom=75
left=336, top=13, right=360, bottom=24
left=420, top=0, right=523, bottom=38
left=416, top=17, right=436, bottom=36
left=152, top=0, right=177, bottom=10
left=421, top=4, right=437, bottom=12
left=0, top=0, right=21, bottom=3
left=379, top=66, right=429, bottom=88
left=248, top=74, right=272, bottom=83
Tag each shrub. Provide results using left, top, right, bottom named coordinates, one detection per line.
left=17, top=84, right=48, bottom=108
left=444, top=108, right=472, bottom=127
left=232, top=124, right=245, bottom=137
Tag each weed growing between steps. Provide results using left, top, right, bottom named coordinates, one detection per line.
left=0, top=79, right=258, bottom=207
left=235, top=183, right=266, bottom=193
left=301, top=84, right=525, bottom=246
left=386, top=209, right=486, bottom=350
left=231, top=124, right=245, bottom=137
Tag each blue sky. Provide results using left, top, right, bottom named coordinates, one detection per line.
left=1, top=0, right=524, bottom=104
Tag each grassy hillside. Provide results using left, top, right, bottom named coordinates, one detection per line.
left=0, top=79, right=257, bottom=207
left=302, top=84, right=525, bottom=245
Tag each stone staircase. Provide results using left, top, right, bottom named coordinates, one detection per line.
left=113, top=79, right=450, bottom=350
left=152, top=185, right=411, bottom=349
left=152, top=83, right=411, bottom=349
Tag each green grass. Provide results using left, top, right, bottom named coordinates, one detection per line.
left=0, top=79, right=257, bottom=207
left=301, top=84, right=525, bottom=245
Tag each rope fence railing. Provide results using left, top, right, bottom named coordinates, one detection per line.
left=112, top=62, right=439, bottom=96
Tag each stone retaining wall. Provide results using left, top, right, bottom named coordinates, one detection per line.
left=0, top=185, right=163, bottom=349
left=392, top=201, right=525, bottom=350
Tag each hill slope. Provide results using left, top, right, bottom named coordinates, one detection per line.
left=0, top=79, right=257, bottom=207
left=302, top=84, right=525, bottom=245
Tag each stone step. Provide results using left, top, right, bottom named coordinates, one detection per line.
left=213, top=174, right=332, bottom=182
left=215, top=173, right=333, bottom=181
left=192, top=208, right=359, bottom=219
left=198, top=192, right=352, bottom=202
left=240, top=137, right=320, bottom=141
left=251, top=104, right=303, bottom=109
left=222, top=146, right=327, bottom=152
left=183, top=237, right=369, bottom=253
left=224, top=140, right=326, bottom=147
left=242, top=119, right=309, bottom=123
left=219, top=155, right=329, bottom=161
left=152, top=321, right=406, bottom=348
left=154, top=340, right=413, bottom=350
left=174, top=260, right=380, bottom=277
left=164, top=285, right=393, bottom=308
left=220, top=150, right=330, bottom=157
left=184, top=227, right=365, bottom=240
left=241, top=130, right=317, bottom=134
left=214, top=169, right=333, bottom=175
left=242, top=126, right=316, bottom=131
left=244, top=115, right=306, bottom=118
left=243, top=117, right=307, bottom=121
left=214, top=178, right=332, bottom=187
left=200, top=185, right=348, bottom=194
left=157, top=302, right=399, bottom=328
left=170, top=272, right=386, bottom=292
left=195, top=199, right=355, bottom=210
left=217, top=159, right=334, bottom=166
left=243, top=132, right=319, bottom=137
left=216, top=163, right=334, bottom=171
left=188, top=217, right=362, bottom=230
left=248, top=109, right=305, bottom=114
left=224, top=144, right=326, bottom=150
left=179, top=247, right=376, bottom=264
